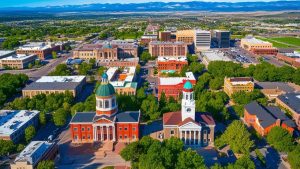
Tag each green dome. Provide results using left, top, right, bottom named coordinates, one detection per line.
left=96, top=83, right=116, bottom=97
left=183, top=81, right=193, bottom=90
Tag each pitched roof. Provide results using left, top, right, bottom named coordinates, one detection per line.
left=178, top=117, right=200, bottom=127
left=256, top=82, right=295, bottom=93
left=197, top=113, right=216, bottom=126
left=277, top=93, right=300, bottom=114
left=163, top=111, right=216, bottom=126
left=70, top=112, right=95, bottom=123
left=163, top=111, right=182, bottom=125
left=115, top=111, right=140, bottom=123
left=265, top=106, right=296, bottom=128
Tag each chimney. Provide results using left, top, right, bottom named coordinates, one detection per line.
left=275, top=119, right=281, bottom=126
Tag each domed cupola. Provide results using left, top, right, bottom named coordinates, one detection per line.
left=95, top=72, right=118, bottom=116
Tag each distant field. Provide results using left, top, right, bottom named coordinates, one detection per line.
left=257, top=36, right=300, bottom=48
left=231, top=35, right=244, bottom=39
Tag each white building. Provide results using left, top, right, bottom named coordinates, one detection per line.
left=194, top=30, right=211, bottom=52
left=11, top=141, right=58, bottom=169
left=0, top=110, right=40, bottom=143
left=201, top=50, right=231, bottom=66
left=0, top=50, right=15, bottom=59
left=0, top=54, right=37, bottom=69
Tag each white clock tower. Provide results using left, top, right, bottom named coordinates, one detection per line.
left=181, top=81, right=195, bottom=121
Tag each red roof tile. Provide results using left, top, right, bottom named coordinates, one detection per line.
left=163, top=111, right=181, bottom=125
left=199, top=113, right=215, bottom=125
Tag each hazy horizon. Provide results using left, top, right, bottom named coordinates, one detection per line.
left=0, top=0, right=294, bottom=8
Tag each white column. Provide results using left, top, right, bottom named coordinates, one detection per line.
left=193, top=130, right=196, bottom=145
left=101, top=126, right=104, bottom=141
left=184, top=130, right=187, bottom=144
left=107, top=126, right=110, bottom=141
left=179, top=130, right=182, bottom=140
left=93, top=126, right=96, bottom=141
left=189, top=130, right=191, bottom=145
left=198, top=130, right=201, bottom=146
left=113, top=126, right=116, bottom=141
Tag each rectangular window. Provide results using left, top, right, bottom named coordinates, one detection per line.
left=82, top=136, right=85, bottom=140
left=74, top=135, right=78, bottom=140
left=82, top=127, right=85, bottom=131
left=87, top=127, right=90, bottom=131
left=132, top=127, right=136, bottom=131
left=124, top=135, right=128, bottom=139
left=132, top=135, right=136, bottom=139
left=119, top=127, right=122, bottom=130
left=88, top=135, right=91, bottom=139
left=204, top=139, right=207, bottom=143
left=124, top=127, right=128, bottom=131
left=170, top=130, right=175, bottom=135
left=119, top=136, right=123, bottom=139
left=74, top=127, right=78, bottom=131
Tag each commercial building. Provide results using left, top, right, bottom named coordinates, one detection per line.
left=140, top=35, right=158, bottom=46
left=0, top=50, right=15, bottom=59
left=98, top=58, right=139, bottom=67
left=256, top=82, right=298, bottom=100
left=212, top=30, right=230, bottom=48
left=0, top=54, right=37, bottom=69
left=72, top=41, right=138, bottom=62
left=70, top=73, right=140, bottom=143
left=194, top=30, right=211, bottom=52
left=145, top=24, right=160, bottom=35
left=224, top=77, right=254, bottom=97
left=16, top=42, right=62, bottom=60
left=162, top=81, right=215, bottom=147
left=106, top=66, right=137, bottom=95
left=22, top=76, right=86, bottom=98
left=11, top=141, right=58, bottom=169
left=158, top=72, right=196, bottom=100
left=157, top=56, right=188, bottom=74
left=149, top=41, right=187, bottom=57
left=244, top=101, right=296, bottom=136
left=0, top=110, right=40, bottom=143
left=176, top=30, right=195, bottom=45
left=276, top=93, right=300, bottom=129
left=159, top=31, right=172, bottom=42
left=240, top=36, right=278, bottom=56
left=201, top=50, right=231, bottom=66
left=276, top=52, right=300, bottom=68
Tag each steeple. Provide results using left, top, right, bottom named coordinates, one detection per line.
left=102, top=72, right=109, bottom=84
left=181, top=80, right=195, bottom=121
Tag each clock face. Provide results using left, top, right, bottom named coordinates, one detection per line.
left=186, top=108, right=191, bottom=112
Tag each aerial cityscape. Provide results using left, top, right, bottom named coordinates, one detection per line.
left=0, top=0, right=300, bottom=169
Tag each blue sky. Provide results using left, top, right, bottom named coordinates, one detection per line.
left=0, top=0, right=287, bottom=8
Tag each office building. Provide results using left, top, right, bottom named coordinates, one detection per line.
left=22, top=76, right=86, bottom=98
left=241, top=36, right=278, bottom=56
left=162, top=81, right=215, bottom=147
left=70, top=73, right=140, bottom=143
left=149, top=41, right=187, bottom=57
left=140, top=35, right=158, bottom=46
left=224, top=77, right=254, bottom=97
left=73, top=41, right=138, bottom=62
left=157, top=56, right=188, bottom=75
left=11, top=141, right=58, bottom=169
left=159, top=31, right=172, bottom=42
left=194, top=30, right=211, bottom=52
left=276, top=93, right=300, bottom=129
left=0, top=54, right=37, bottom=69
left=0, top=110, right=40, bottom=143
left=16, top=42, right=62, bottom=60
left=244, top=101, right=296, bottom=136
left=212, top=30, right=230, bottom=48
left=176, top=30, right=195, bottom=45
left=158, top=72, right=196, bottom=100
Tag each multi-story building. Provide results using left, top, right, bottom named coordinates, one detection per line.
left=194, top=30, right=211, bottom=52
left=0, top=110, right=40, bottom=143
left=0, top=54, right=37, bottom=69
left=0, top=50, right=15, bottom=59
left=276, top=52, right=300, bottom=68
left=145, top=24, right=160, bottom=35
left=73, top=41, right=138, bottom=62
left=244, top=101, right=296, bottom=136
left=212, top=30, right=231, bottom=48
left=162, top=81, right=215, bottom=147
left=98, top=58, right=139, bottom=67
left=176, top=30, right=195, bottom=45
left=149, top=41, right=187, bottom=57
left=140, top=35, right=158, bottom=46
left=158, top=72, right=196, bottom=100
left=157, top=56, right=188, bottom=74
left=241, top=36, right=278, bottom=56
left=22, top=76, right=86, bottom=98
left=11, top=141, right=58, bottom=169
left=70, top=73, right=140, bottom=143
left=106, top=66, right=137, bottom=95
left=276, top=93, right=300, bottom=129
left=16, top=42, right=62, bottom=60
left=224, top=77, right=255, bottom=97
left=159, top=31, right=172, bottom=42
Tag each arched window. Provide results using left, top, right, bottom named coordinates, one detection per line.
left=186, top=93, right=188, bottom=100
left=105, top=100, right=109, bottom=108
left=99, top=100, right=103, bottom=108
left=190, top=93, right=193, bottom=100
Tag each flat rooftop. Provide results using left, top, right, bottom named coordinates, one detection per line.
left=18, top=42, right=52, bottom=51
left=14, top=141, right=55, bottom=165
left=0, top=54, right=36, bottom=61
left=256, top=82, right=296, bottom=93
left=157, top=56, right=187, bottom=62
left=36, top=76, right=86, bottom=83
left=159, top=72, right=195, bottom=85
left=195, top=29, right=211, bottom=34
left=0, top=110, right=39, bottom=136
left=202, top=50, right=231, bottom=62
left=106, top=67, right=136, bottom=87
left=149, top=41, right=186, bottom=45
left=0, top=50, right=15, bottom=57
left=242, top=36, right=271, bottom=45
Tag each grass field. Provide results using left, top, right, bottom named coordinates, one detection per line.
left=231, top=35, right=244, bottom=39
left=256, top=36, right=300, bottom=48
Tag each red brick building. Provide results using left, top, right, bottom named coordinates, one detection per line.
left=250, top=48, right=278, bottom=56
left=244, top=101, right=295, bottom=136
left=70, top=73, right=140, bottom=143
left=276, top=53, right=300, bottom=68
left=158, top=72, right=196, bottom=100
left=149, top=41, right=187, bottom=57
left=157, top=56, right=188, bottom=74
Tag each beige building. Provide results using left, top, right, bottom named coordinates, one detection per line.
left=22, top=76, right=86, bottom=98
left=240, top=36, right=278, bottom=56
left=0, top=54, right=37, bottom=69
left=11, top=141, right=58, bottom=169
left=149, top=41, right=187, bottom=57
left=176, top=30, right=195, bottom=44
left=224, top=77, right=254, bottom=97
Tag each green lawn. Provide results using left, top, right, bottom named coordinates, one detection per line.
left=231, top=35, right=244, bottom=39
left=270, top=37, right=300, bottom=46
left=256, top=37, right=291, bottom=48
left=256, top=36, right=299, bottom=48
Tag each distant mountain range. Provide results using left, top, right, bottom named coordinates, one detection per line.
left=1, top=1, right=300, bottom=13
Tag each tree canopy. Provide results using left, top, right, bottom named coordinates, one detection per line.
left=37, top=160, right=55, bottom=169
left=25, top=125, right=36, bottom=143
left=266, top=126, right=295, bottom=152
